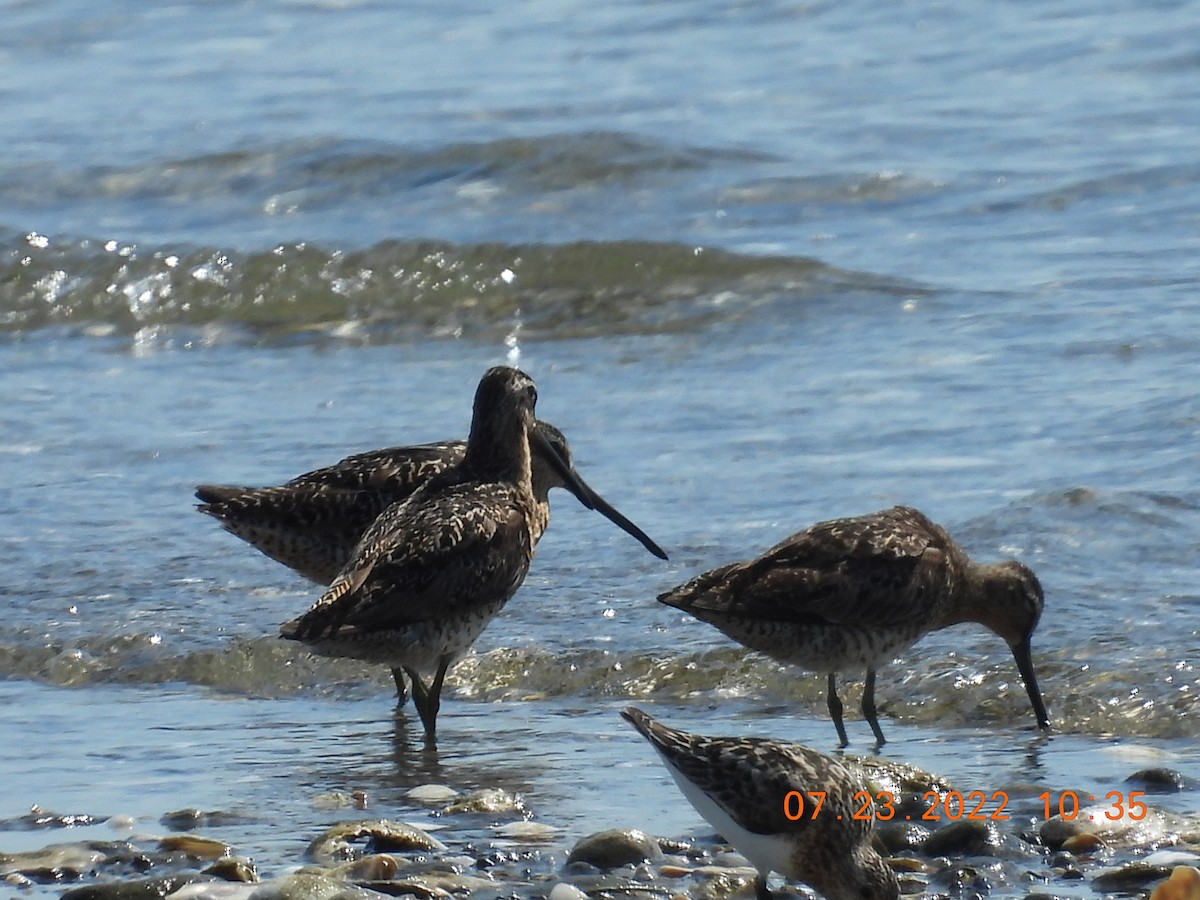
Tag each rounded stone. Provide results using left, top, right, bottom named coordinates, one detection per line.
left=922, top=819, right=998, bottom=856
left=565, top=828, right=663, bottom=870
left=1126, top=768, right=1188, bottom=794
left=548, top=883, right=589, bottom=900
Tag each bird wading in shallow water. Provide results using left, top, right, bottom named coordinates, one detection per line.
left=621, top=707, right=900, bottom=900
left=657, top=506, right=1050, bottom=746
left=279, top=367, right=665, bottom=742
left=201, top=416, right=665, bottom=707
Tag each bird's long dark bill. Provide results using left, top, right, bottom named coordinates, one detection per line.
left=531, top=429, right=669, bottom=561
left=1012, top=637, right=1050, bottom=729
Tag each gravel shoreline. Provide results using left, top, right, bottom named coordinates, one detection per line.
left=4, top=757, right=1199, bottom=900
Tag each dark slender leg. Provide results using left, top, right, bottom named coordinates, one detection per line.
left=409, top=658, right=450, bottom=742
left=862, top=668, right=886, bottom=746
left=754, top=873, right=774, bottom=900
left=391, top=668, right=410, bottom=708
left=404, top=666, right=429, bottom=707
left=827, top=672, right=849, bottom=747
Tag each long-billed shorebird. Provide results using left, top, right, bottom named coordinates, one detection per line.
left=658, top=506, right=1050, bottom=746
left=279, top=367, right=663, bottom=741
left=621, top=707, right=899, bottom=900
left=197, top=422, right=665, bottom=586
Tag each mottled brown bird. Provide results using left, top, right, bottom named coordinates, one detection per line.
left=658, top=506, right=1049, bottom=745
left=279, top=367, right=663, bottom=741
left=622, top=707, right=899, bottom=900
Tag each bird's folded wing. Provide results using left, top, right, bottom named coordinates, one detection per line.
left=285, top=488, right=528, bottom=638
left=285, top=442, right=465, bottom=491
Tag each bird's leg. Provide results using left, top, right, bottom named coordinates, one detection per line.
left=403, top=666, right=429, bottom=708
left=754, top=873, right=774, bottom=900
left=862, top=667, right=886, bottom=746
left=827, top=672, right=849, bottom=747
left=411, top=657, right=450, bottom=742
left=390, top=668, right=410, bottom=708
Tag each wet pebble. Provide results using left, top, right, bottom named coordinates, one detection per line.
left=875, top=820, right=933, bottom=852
left=311, top=791, right=370, bottom=811
left=159, top=834, right=231, bottom=861
left=356, top=880, right=451, bottom=899
left=330, top=853, right=400, bottom=881
left=160, top=809, right=248, bottom=831
left=566, top=829, right=663, bottom=869
left=1092, top=862, right=1175, bottom=892
left=440, top=787, right=524, bottom=816
left=558, top=872, right=673, bottom=900
left=922, top=819, right=1000, bottom=856
left=548, top=883, right=589, bottom=900
left=305, top=819, right=445, bottom=866
left=493, top=821, right=558, bottom=842
left=0, top=841, right=109, bottom=881
left=169, top=871, right=382, bottom=899
left=59, top=874, right=209, bottom=900
left=5, top=806, right=105, bottom=830
left=1039, top=803, right=1186, bottom=851
left=1128, top=768, right=1189, bottom=793
left=681, top=864, right=756, bottom=900
left=406, top=785, right=460, bottom=804
left=1060, top=832, right=1106, bottom=855
left=373, top=871, right=499, bottom=894
left=202, top=856, right=258, bottom=883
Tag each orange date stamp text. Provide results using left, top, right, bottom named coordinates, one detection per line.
left=782, top=789, right=1148, bottom=823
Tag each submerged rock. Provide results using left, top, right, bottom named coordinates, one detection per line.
left=159, top=835, right=232, bottom=861
left=311, top=792, right=370, bottom=811
left=922, top=819, right=1000, bottom=856
left=1128, top=768, right=1189, bottom=794
left=2, top=806, right=106, bottom=830
left=404, top=785, right=459, bottom=804
left=60, top=875, right=209, bottom=900
left=306, top=820, right=444, bottom=867
left=0, top=841, right=108, bottom=881
left=439, top=787, right=524, bottom=816
left=1061, top=832, right=1107, bottom=855
left=566, top=829, right=663, bottom=870
left=167, top=871, right=384, bottom=899
left=1038, top=803, right=1189, bottom=851
left=1092, top=862, right=1175, bottom=892
left=548, top=883, right=588, bottom=900
left=493, top=821, right=558, bottom=842
left=329, top=854, right=400, bottom=882
left=203, top=857, right=258, bottom=883
left=160, top=810, right=250, bottom=831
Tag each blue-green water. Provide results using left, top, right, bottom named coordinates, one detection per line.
left=1, top=1, right=1199, bottom=897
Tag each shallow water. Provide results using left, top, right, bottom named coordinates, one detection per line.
left=2, top=0, right=1200, bottom=897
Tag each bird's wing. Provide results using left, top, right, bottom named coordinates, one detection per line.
left=660, top=507, right=951, bottom=629
left=198, top=482, right=387, bottom=533
left=623, top=710, right=859, bottom=836
left=285, top=441, right=466, bottom=492
left=282, top=483, right=531, bottom=640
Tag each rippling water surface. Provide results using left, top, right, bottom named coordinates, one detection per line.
left=1, top=0, right=1199, bottom=897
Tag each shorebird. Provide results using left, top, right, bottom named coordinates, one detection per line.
left=279, top=367, right=662, bottom=741
left=657, top=506, right=1050, bottom=746
left=621, top=707, right=899, bottom=900
left=196, top=422, right=666, bottom=585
